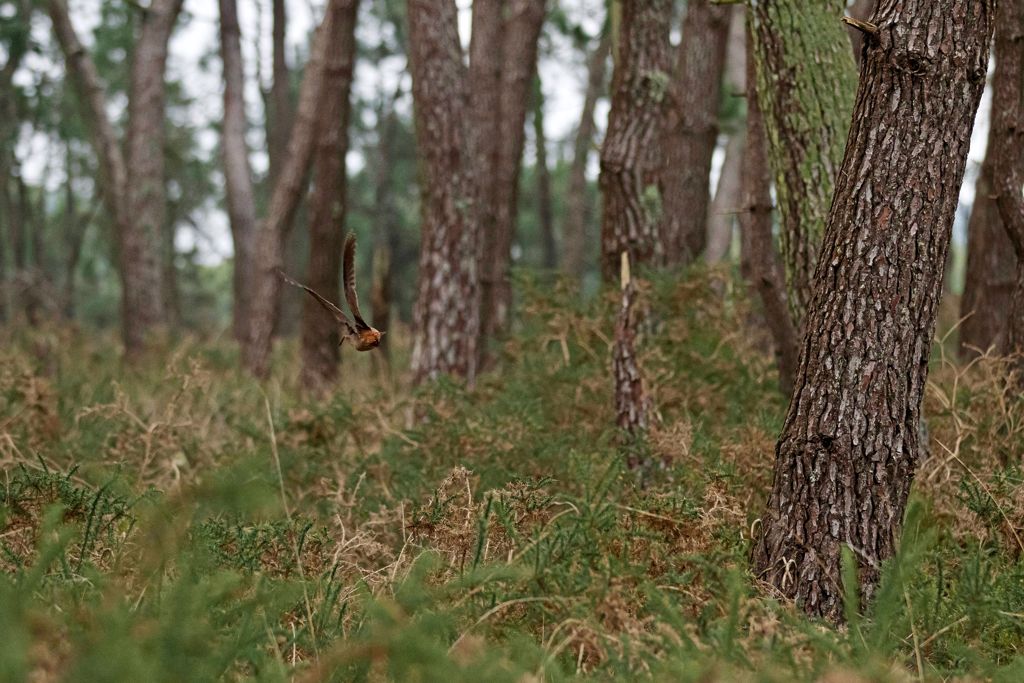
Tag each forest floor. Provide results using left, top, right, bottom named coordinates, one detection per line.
left=1, top=271, right=1022, bottom=682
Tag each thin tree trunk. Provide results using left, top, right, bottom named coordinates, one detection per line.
left=268, top=0, right=294, bottom=188
left=960, top=155, right=1017, bottom=356
left=613, top=254, right=650, bottom=469
left=532, top=77, right=556, bottom=271
left=370, top=91, right=402, bottom=371
left=468, top=0, right=502, bottom=321
left=299, top=0, right=359, bottom=394
left=479, top=0, right=547, bottom=344
left=563, top=28, right=610, bottom=284
left=846, top=0, right=876, bottom=65
left=407, top=0, right=481, bottom=386
left=749, top=1, right=857, bottom=328
left=739, top=23, right=798, bottom=395
left=599, top=0, right=673, bottom=280
left=990, top=0, right=1024, bottom=360
left=218, top=0, right=259, bottom=342
left=659, top=0, right=729, bottom=267
left=751, top=0, right=994, bottom=622
left=243, top=0, right=347, bottom=378
left=706, top=131, right=744, bottom=264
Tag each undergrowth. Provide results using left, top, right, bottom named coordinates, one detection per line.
left=1, top=271, right=1022, bottom=682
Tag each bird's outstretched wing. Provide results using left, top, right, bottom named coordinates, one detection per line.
left=343, top=233, right=370, bottom=331
left=277, top=269, right=354, bottom=331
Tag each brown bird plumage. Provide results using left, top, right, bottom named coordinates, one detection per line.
left=278, top=234, right=384, bottom=351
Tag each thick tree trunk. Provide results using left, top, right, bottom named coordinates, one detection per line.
left=479, top=0, right=547, bottom=345
left=749, top=1, right=857, bottom=328
left=751, top=0, right=994, bottom=622
left=706, top=131, right=744, bottom=264
left=563, top=29, right=610, bottom=284
left=243, top=1, right=346, bottom=378
left=48, top=0, right=181, bottom=356
left=218, top=0, right=259, bottom=342
left=659, top=0, right=730, bottom=267
left=299, top=0, right=359, bottom=394
left=599, top=0, right=673, bottom=280
left=407, top=0, right=481, bottom=386
left=740, top=22, right=798, bottom=396
left=990, top=0, right=1024, bottom=360
left=532, top=77, right=556, bottom=271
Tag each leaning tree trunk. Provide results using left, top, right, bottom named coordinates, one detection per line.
left=243, top=1, right=344, bottom=378
left=706, top=131, right=744, bottom=265
left=479, top=0, right=547, bottom=346
left=563, top=28, right=610, bottom=284
left=658, top=0, right=730, bottom=267
left=599, top=0, right=673, bottom=280
left=990, top=0, right=1024, bottom=361
left=748, top=1, right=857, bottom=329
left=218, top=0, right=259, bottom=343
left=751, top=0, right=994, bottom=623
left=299, top=0, right=359, bottom=394
left=407, top=0, right=481, bottom=386
left=739, top=21, right=798, bottom=395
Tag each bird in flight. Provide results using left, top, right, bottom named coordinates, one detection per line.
left=278, top=233, right=383, bottom=351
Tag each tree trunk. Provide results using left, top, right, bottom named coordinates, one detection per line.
left=749, top=1, right=857, bottom=328
left=268, top=0, right=294, bottom=189
left=479, top=0, right=547, bottom=345
left=613, top=253, right=651, bottom=469
left=846, top=0, right=876, bottom=65
left=562, top=28, right=610, bottom=284
left=599, top=0, right=673, bottom=280
left=659, top=0, right=730, bottom=267
left=532, top=77, right=556, bottom=271
left=706, top=131, right=744, bottom=264
left=960, top=158, right=1017, bottom=356
left=407, top=0, right=481, bottom=386
left=243, top=0, right=347, bottom=378
left=48, top=0, right=182, bottom=357
left=218, top=0, right=259, bottom=343
left=751, top=0, right=994, bottom=623
left=370, top=92, right=402, bottom=372
left=990, top=0, right=1024, bottom=360
left=739, top=22, right=798, bottom=396
left=299, top=0, right=359, bottom=394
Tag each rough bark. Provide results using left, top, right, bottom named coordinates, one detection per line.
left=532, top=77, right=556, bottom=271
left=563, top=29, right=611, bottom=284
left=48, top=0, right=182, bottom=356
left=218, top=0, right=259, bottom=342
left=599, top=0, right=673, bottom=280
left=990, top=0, right=1024, bottom=359
left=479, top=0, right=547, bottom=344
left=407, top=0, right=481, bottom=386
left=749, top=1, right=858, bottom=328
left=613, top=254, right=650, bottom=464
left=243, top=1, right=345, bottom=378
left=706, top=131, right=744, bottom=264
left=299, top=0, right=359, bottom=394
left=659, top=0, right=730, bottom=266
left=751, top=0, right=994, bottom=622
left=739, top=24, right=798, bottom=396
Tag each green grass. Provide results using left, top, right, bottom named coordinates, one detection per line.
left=1, top=271, right=1022, bottom=681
